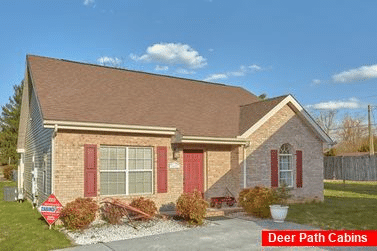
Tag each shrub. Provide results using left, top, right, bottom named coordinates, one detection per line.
left=130, top=197, right=157, bottom=219
left=101, top=199, right=127, bottom=225
left=272, top=183, right=292, bottom=206
left=60, top=198, right=98, bottom=230
left=3, top=166, right=14, bottom=180
left=176, top=191, right=208, bottom=225
left=238, top=186, right=275, bottom=218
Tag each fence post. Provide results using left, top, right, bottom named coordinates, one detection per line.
left=342, top=156, right=346, bottom=186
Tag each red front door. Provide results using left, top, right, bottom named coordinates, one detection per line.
left=183, top=150, right=204, bottom=193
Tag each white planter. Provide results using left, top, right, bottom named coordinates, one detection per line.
left=270, top=205, right=289, bottom=223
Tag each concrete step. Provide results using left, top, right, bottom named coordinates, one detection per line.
left=206, top=206, right=244, bottom=217
left=159, top=206, right=245, bottom=218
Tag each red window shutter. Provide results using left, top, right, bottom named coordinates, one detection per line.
left=157, top=146, right=168, bottom=193
left=296, top=150, right=303, bottom=188
left=271, top=150, right=278, bottom=188
left=84, top=144, right=97, bottom=197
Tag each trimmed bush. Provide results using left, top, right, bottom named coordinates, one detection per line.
left=130, top=197, right=157, bottom=219
left=3, top=165, right=15, bottom=180
left=101, top=199, right=127, bottom=225
left=60, top=198, right=98, bottom=230
left=238, top=186, right=275, bottom=218
left=176, top=191, right=208, bottom=225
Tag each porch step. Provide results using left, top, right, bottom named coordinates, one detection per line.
left=159, top=206, right=245, bottom=218
left=206, top=206, right=244, bottom=218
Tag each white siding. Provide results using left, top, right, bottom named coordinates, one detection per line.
left=24, top=78, right=53, bottom=205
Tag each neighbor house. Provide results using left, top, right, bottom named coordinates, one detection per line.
left=17, top=55, right=333, bottom=208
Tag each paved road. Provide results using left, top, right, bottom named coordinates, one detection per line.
left=56, top=217, right=329, bottom=251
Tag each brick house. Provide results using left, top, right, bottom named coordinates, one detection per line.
left=17, top=55, right=333, bottom=208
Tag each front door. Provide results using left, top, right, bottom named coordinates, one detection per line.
left=183, top=150, right=203, bottom=193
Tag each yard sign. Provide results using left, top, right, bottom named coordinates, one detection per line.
left=40, top=194, right=63, bottom=225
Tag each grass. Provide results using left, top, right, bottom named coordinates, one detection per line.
left=0, top=181, right=72, bottom=251
left=1, top=179, right=376, bottom=249
left=286, top=180, right=377, bottom=230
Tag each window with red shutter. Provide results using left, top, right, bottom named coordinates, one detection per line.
left=157, top=146, right=168, bottom=193
left=84, top=144, right=97, bottom=197
left=296, top=150, right=303, bottom=188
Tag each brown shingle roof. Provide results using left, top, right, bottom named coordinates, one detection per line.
left=239, top=95, right=288, bottom=135
left=27, top=55, right=260, bottom=138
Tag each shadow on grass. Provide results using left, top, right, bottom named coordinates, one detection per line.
left=287, top=196, right=377, bottom=230
left=324, top=182, right=377, bottom=197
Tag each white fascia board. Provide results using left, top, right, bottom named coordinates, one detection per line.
left=238, top=95, right=334, bottom=144
left=180, top=136, right=248, bottom=145
left=43, top=120, right=177, bottom=135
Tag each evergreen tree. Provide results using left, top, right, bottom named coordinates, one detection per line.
left=0, top=81, right=23, bottom=165
left=258, top=93, right=267, bottom=100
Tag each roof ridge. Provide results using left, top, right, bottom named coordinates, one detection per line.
left=239, top=94, right=290, bottom=107
left=26, top=54, right=255, bottom=93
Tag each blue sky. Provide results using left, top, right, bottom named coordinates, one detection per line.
left=1, top=0, right=377, bottom=122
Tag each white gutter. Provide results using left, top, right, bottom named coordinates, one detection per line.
left=51, top=124, right=58, bottom=194
left=44, top=120, right=176, bottom=136
left=179, top=136, right=248, bottom=145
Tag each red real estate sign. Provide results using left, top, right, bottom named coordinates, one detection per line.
left=40, top=194, right=63, bottom=225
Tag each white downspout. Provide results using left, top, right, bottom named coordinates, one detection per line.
left=51, top=124, right=58, bottom=194
left=18, top=153, right=24, bottom=200
left=243, top=145, right=247, bottom=188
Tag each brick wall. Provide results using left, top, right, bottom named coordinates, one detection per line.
left=54, top=130, right=183, bottom=209
left=205, top=145, right=240, bottom=199
left=243, top=104, right=324, bottom=201
left=53, top=103, right=324, bottom=210
left=53, top=130, right=236, bottom=209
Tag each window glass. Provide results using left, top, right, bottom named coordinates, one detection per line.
left=100, top=146, right=153, bottom=195
left=279, top=144, right=293, bottom=187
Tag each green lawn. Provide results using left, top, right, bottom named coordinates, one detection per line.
left=1, top=180, right=376, bottom=249
left=286, top=180, right=377, bottom=230
left=0, top=181, right=72, bottom=251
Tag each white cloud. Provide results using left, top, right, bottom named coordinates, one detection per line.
left=204, top=64, right=262, bottom=82
left=203, top=74, right=228, bottom=82
left=176, top=68, right=196, bottom=75
left=307, top=97, right=363, bottom=110
left=155, top=65, right=169, bottom=71
left=311, top=79, right=321, bottom=85
left=247, top=64, right=262, bottom=71
left=83, top=0, right=95, bottom=7
left=332, top=65, right=377, bottom=83
left=97, top=56, right=122, bottom=66
left=229, top=65, right=262, bottom=77
left=130, top=43, right=207, bottom=69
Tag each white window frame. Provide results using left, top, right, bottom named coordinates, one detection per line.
left=100, top=146, right=154, bottom=196
left=279, top=144, right=294, bottom=188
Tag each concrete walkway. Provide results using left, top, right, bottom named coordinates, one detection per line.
left=56, top=217, right=329, bottom=251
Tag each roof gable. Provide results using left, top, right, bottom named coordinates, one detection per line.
left=239, top=95, right=288, bottom=135
left=27, top=55, right=259, bottom=138
left=238, top=95, right=334, bottom=144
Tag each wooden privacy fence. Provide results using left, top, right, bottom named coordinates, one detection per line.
left=324, top=156, right=377, bottom=181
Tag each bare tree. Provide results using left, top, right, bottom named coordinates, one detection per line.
left=337, top=114, right=366, bottom=152
left=315, top=110, right=337, bottom=135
